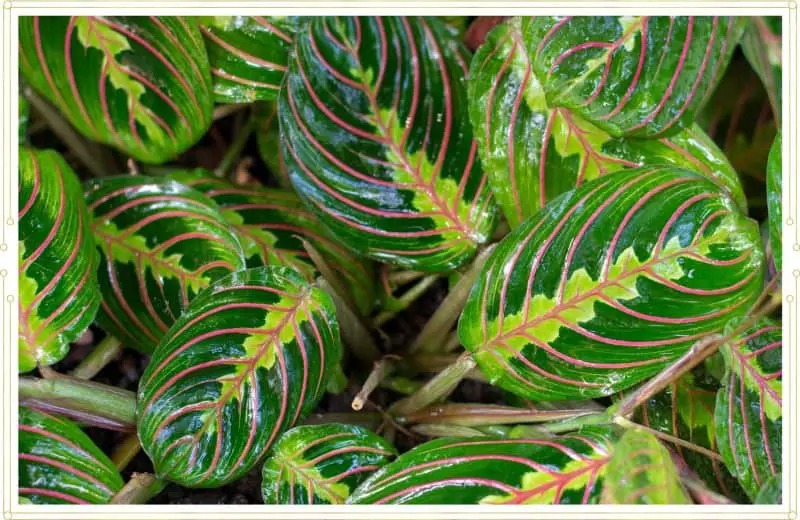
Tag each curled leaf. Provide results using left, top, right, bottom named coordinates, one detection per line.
left=767, top=131, right=782, bottom=273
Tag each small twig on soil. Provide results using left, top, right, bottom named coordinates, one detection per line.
left=111, top=433, right=143, bottom=472
left=71, top=336, right=123, bottom=380
left=352, top=355, right=400, bottom=411
left=111, top=473, right=165, bottom=505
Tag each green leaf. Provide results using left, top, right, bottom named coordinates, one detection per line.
left=19, top=407, right=123, bottom=504
left=754, top=473, right=782, bottom=504
left=255, top=101, right=292, bottom=189
left=20, top=16, right=213, bottom=164
left=602, top=429, right=691, bottom=504
left=170, top=169, right=376, bottom=316
left=633, top=372, right=747, bottom=501
left=198, top=16, right=299, bottom=103
left=85, top=175, right=246, bottom=353
left=469, top=18, right=746, bottom=228
left=348, top=427, right=617, bottom=504
left=19, top=94, right=30, bottom=142
left=525, top=16, right=747, bottom=138
left=741, top=17, right=782, bottom=125
left=19, top=148, right=99, bottom=373
left=261, top=423, right=397, bottom=504
left=715, top=317, right=782, bottom=500
left=137, top=266, right=343, bottom=487
left=459, top=167, right=764, bottom=401
left=767, top=131, right=782, bottom=273
left=280, top=16, right=498, bottom=272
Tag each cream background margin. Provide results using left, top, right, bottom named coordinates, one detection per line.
left=0, top=2, right=796, bottom=519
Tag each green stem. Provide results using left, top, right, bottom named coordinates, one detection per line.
left=411, top=424, right=489, bottom=439
left=302, top=412, right=383, bottom=431
left=317, top=279, right=380, bottom=365
left=111, top=473, right=165, bottom=505
left=213, top=103, right=247, bottom=121
left=71, top=336, right=123, bottom=380
left=390, top=353, right=476, bottom=417
left=518, top=410, right=611, bottom=435
left=214, top=111, right=256, bottom=178
left=401, top=403, right=597, bottom=427
left=379, top=376, right=423, bottom=396
left=614, top=416, right=723, bottom=462
left=373, top=275, right=440, bottom=327
left=410, top=244, right=496, bottom=354
left=387, top=270, right=425, bottom=286
left=19, top=376, right=136, bottom=431
left=111, top=433, right=142, bottom=472
left=303, top=238, right=361, bottom=318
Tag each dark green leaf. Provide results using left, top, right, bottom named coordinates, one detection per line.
left=754, top=473, right=782, bottom=504
left=85, top=175, right=246, bottom=353
left=137, top=266, right=343, bottom=487
left=459, top=167, right=764, bottom=401
left=19, top=148, right=99, bottom=373
left=280, top=16, right=497, bottom=272
left=767, top=131, right=782, bottom=273
left=19, top=407, right=123, bottom=504
left=261, top=423, right=397, bottom=504
left=20, top=16, right=213, bottom=164
left=741, top=17, right=781, bottom=125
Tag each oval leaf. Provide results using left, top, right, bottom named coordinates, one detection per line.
left=171, top=170, right=376, bottom=316
left=198, top=16, right=298, bottom=103
left=715, top=317, right=782, bottom=500
left=524, top=16, right=746, bottom=138
left=137, top=266, right=343, bottom=487
left=602, top=429, right=691, bottom=504
left=767, top=131, right=782, bottom=273
left=19, top=407, right=123, bottom=504
left=85, top=175, right=246, bottom=353
left=469, top=18, right=746, bottom=228
left=19, top=148, right=99, bottom=373
left=20, top=16, right=213, bottom=164
left=348, top=427, right=616, bottom=504
left=741, top=17, right=781, bottom=125
left=261, top=423, right=397, bottom=504
left=459, top=167, right=764, bottom=401
left=280, top=16, right=497, bottom=272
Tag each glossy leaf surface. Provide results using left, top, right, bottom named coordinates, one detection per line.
left=19, top=148, right=99, bottom=373
left=85, top=175, right=245, bottom=353
left=524, top=16, right=746, bottom=138
left=137, top=267, right=343, bottom=487
left=261, top=424, right=397, bottom=504
left=469, top=18, right=746, bottom=227
left=767, top=131, right=782, bottom=273
left=741, top=17, right=781, bottom=124
left=171, top=170, right=376, bottom=316
left=715, top=317, right=782, bottom=500
left=602, top=429, right=690, bottom=504
left=19, top=407, right=123, bottom=504
left=459, top=167, right=764, bottom=401
left=20, top=16, right=213, bottom=164
left=280, top=16, right=497, bottom=272
left=348, top=427, right=616, bottom=504
left=198, top=16, right=298, bottom=103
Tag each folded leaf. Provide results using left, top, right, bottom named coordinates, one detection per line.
left=741, top=17, right=781, bottom=125
left=459, top=167, right=764, bottom=401
left=602, top=429, right=691, bottom=504
left=171, top=170, right=376, bottom=315
left=767, top=131, right=782, bottom=273
left=525, top=16, right=746, bottom=138
left=262, top=424, right=396, bottom=504
left=19, top=407, right=123, bottom=504
left=137, top=266, right=343, bottom=487
left=19, top=148, right=99, bottom=373
left=20, top=16, right=213, bottom=164
left=715, top=317, right=782, bottom=500
left=198, top=16, right=299, bottom=103
left=348, top=427, right=617, bottom=504
left=85, top=176, right=246, bottom=353
left=280, top=16, right=497, bottom=272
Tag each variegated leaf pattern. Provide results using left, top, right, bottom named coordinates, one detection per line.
left=741, top=17, right=782, bottom=125
left=261, top=424, right=397, bottom=504
left=256, top=101, right=292, bottom=189
left=171, top=170, right=376, bottom=316
left=19, top=16, right=213, bottom=164
left=715, top=317, right=782, bottom=500
left=602, top=429, right=691, bottom=504
left=459, top=167, right=764, bottom=401
left=767, top=131, right=782, bottom=274
left=19, top=148, right=99, bottom=373
left=137, top=267, right=343, bottom=487
left=469, top=18, right=746, bottom=228
left=198, top=16, right=299, bottom=103
left=280, top=16, right=497, bottom=272
left=85, top=176, right=246, bottom=354
left=635, top=372, right=747, bottom=501
left=19, top=407, right=123, bottom=504
left=524, top=16, right=747, bottom=138
left=348, top=427, right=616, bottom=504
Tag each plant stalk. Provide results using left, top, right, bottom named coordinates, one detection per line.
left=352, top=356, right=398, bottom=411
left=301, top=412, right=383, bottom=431
left=372, top=275, right=440, bottom=327
left=411, top=424, right=489, bottom=439
left=111, top=473, right=165, bottom=505
left=390, top=353, right=476, bottom=417
left=401, top=403, right=597, bottom=427
left=111, top=433, right=143, bottom=472
left=614, top=416, right=723, bottom=462
left=303, top=238, right=360, bottom=318
left=215, top=111, right=256, bottom=178
left=317, top=279, right=381, bottom=365
left=387, top=270, right=426, bottom=286
left=71, top=336, right=123, bottom=380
